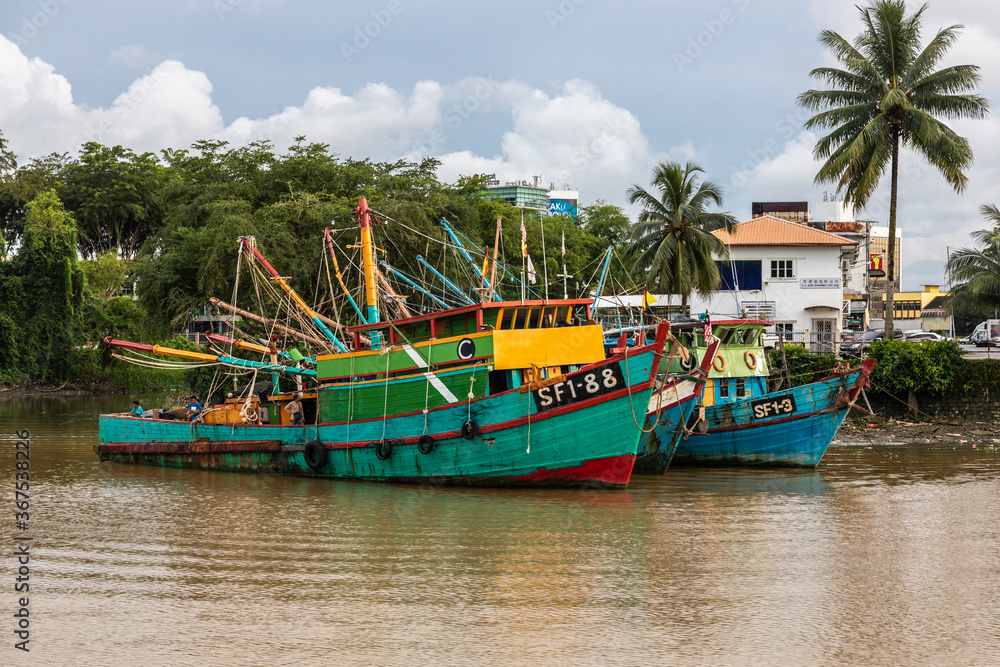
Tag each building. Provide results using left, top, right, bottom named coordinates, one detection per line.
left=869, top=284, right=952, bottom=334
left=688, top=215, right=858, bottom=353
left=485, top=176, right=579, bottom=218
left=751, top=201, right=809, bottom=223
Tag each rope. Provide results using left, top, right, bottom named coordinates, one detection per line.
left=380, top=346, right=391, bottom=440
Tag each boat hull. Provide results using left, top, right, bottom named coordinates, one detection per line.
left=672, top=360, right=874, bottom=468
left=97, top=345, right=663, bottom=488
left=632, top=378, right=703, bottom=475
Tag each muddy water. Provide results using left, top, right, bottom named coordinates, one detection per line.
left=1, top=394, right=998, bottom=665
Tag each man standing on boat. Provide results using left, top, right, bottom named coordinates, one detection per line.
left=284, top=393, right=304, bottom=426
left=130, top=400, right=144, bottom=417
left=187, top=396, right=202, bottom=422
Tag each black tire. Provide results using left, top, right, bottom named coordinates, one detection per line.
left=680, top=351, right=698, bottom=372
left=417, top=435, right=435, bottom=454
left=461, top=420, right=478, bottom=440
left=374, top=439, right=392, bottom=460
left=303, top=440, right=328, bottom=471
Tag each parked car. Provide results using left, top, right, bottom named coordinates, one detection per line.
left=840, top=329, right=905, bottom=357
left=975, top=335, right=1000, bottom=348
left=904, top=330, right=947, bottom=343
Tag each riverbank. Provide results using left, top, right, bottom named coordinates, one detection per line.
left=841, top=412, right=1000, bottom=447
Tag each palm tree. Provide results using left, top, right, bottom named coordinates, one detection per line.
left=626, top=161, right=736, bottom=311
left=797, top=0, right=989, bottom=335
left=946, top=204, right=1000, bottom=313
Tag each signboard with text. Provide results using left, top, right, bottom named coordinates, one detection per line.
left=798, top=278, right=841, bottom=289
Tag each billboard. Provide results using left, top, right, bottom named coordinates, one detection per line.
left=547, top=198, right=577, bottom=218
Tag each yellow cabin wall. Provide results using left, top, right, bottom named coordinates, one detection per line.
left=491, top=324, right=605, bottom=370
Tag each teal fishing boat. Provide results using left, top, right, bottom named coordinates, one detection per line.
left=97, top=199, right=673, bottom=487
left=661, top=318, right=874, bottom=468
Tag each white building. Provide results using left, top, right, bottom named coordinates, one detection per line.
left=688, top=216, right=858, bottom=352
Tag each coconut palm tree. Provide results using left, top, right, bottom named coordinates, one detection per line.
left=626, top=161, right=736, bottom=310
left=946, top=204, right=1000, bottom=313
left=797, top=0, right=988, bottom=335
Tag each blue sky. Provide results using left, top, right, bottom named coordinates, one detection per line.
left=3, top=0, right=1000, bottom=289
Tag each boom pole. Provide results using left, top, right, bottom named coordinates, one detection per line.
left=356, top=198, right=381, bottom=348
left=416, top=255, right=476, bottom=306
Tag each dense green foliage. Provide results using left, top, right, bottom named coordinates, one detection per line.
left=867, top=339, right=963, bottom=394
left=798, top=0, right=988, bottom=334
left=766, top=344, right=838, bottom=388
left=0, top=134, right=627, bottom=387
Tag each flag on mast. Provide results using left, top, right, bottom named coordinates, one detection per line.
left=561, top=230, right=565, bottom=259
left=642, top=290, right=656, bottom=312
left=526, top=255, right=537, bottom=284
left=520, top=214, right=527, bottom=257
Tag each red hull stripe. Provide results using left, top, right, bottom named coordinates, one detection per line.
left=395, top=453, right=637, bottom=488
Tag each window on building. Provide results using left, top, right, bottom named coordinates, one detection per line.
left=717, top=260, right=763, bottom=291
left=770, top=259, right=795, bottom=279
left=773, top=322, right=794, bottom=337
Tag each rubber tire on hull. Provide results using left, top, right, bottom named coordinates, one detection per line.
left=303, top=440, right=328, bottom=470
left=374, top=439, right=392, bottom=460
left=418, top=435, right=435, bottom=454
left=461, top=420, right=478, bottom=440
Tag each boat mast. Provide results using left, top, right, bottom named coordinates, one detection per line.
left=488, top=216, right=501, bottom=301
left=323, top=226, right=368, bottom=325
left=356, top=198, right=382, bottom=349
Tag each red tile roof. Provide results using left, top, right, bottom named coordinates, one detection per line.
left=713, top=216, right=858, bottom=246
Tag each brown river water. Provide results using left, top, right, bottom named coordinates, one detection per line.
left=1, top=393, right=999, bottom=666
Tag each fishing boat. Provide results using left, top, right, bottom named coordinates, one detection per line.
left=96, top=199, right=671, bottom=487
left=661, top=317, right=874, bottom=468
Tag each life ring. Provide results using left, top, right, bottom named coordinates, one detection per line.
left=303, top=440, right=328, bottom=470
left=713, top=354, right=726, bottom=372
left=679, top=350, right=698, bottom=372
left=461, top=419, right=479, bottom=440
left=744, top=350, right=757, bottom=369
left=418, top=435, right=435, bottom=454
left=374, top=439, right=392, bottom=460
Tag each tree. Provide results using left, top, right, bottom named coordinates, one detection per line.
left=626, top=161, right=736, bottom=307
left=946, top=204, right=1000, bottom=315
left=580, top=200, right=631, bottom=248
left=798, top=0, right=989, bottom=336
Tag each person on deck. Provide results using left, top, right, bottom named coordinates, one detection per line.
left=188, top=396, right=202, bottom=422
left=284, top=393, right=304, bottom=426
left=130, top=400, right=144, bottom=417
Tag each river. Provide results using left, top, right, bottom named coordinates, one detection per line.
left=2, top=393, right=999, bottom=665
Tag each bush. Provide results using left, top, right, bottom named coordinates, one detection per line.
left=766, top=344, right=838, bottom=388
left=867, top=339, right=963, bottom=395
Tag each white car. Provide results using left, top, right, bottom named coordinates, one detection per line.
left=904, top=330, right=946, bottom=342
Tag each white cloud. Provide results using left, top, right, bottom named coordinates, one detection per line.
left=0, top=38, right=669, bottom=210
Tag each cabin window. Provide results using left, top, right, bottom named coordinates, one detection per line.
left=488, top=369, right=513, bottom=395
left=735, top=378, right=746, bottom=397
left=513, top=308, right=529, bottom=330
left=500, top=308, right=515, bottom=330
left=440, top=320, right=453, bottom=337
left=527, top=307, right=542, bottom=329
left=720, top=328, right=737, bottom=345
left=540, top=306, right=557, bottom=328
left=555, top=305, right=569, bottom=325
left=719, top=379, right=729, bottom=398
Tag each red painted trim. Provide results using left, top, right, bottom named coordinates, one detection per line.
left=406, top=453, right=636, bottom=487
left=345, top=299, right=595, bottom=332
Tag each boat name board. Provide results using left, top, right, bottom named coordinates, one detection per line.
left=533, top=362, right=625, bottom=413
left=750, top=394, right=797, bottom=420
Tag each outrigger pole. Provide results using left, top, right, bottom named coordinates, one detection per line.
left=439, top=219, right=501, bottom=302
left=103, top=338, right=317, bottom=378
left=416, top=255, right=476, bottom=306
left=238, top=237, right=349, bottom=353
left=208, top=297, right=332, bottom=348
left=381, top=261, right=454, bottom=311
left=592, top=246, right=614, bottom=308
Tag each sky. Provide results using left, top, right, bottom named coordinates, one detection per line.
left=2, top=0, right=999, bottom=290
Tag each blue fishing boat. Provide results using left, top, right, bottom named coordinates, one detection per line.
left=664, top=318, right=874, bottom=468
